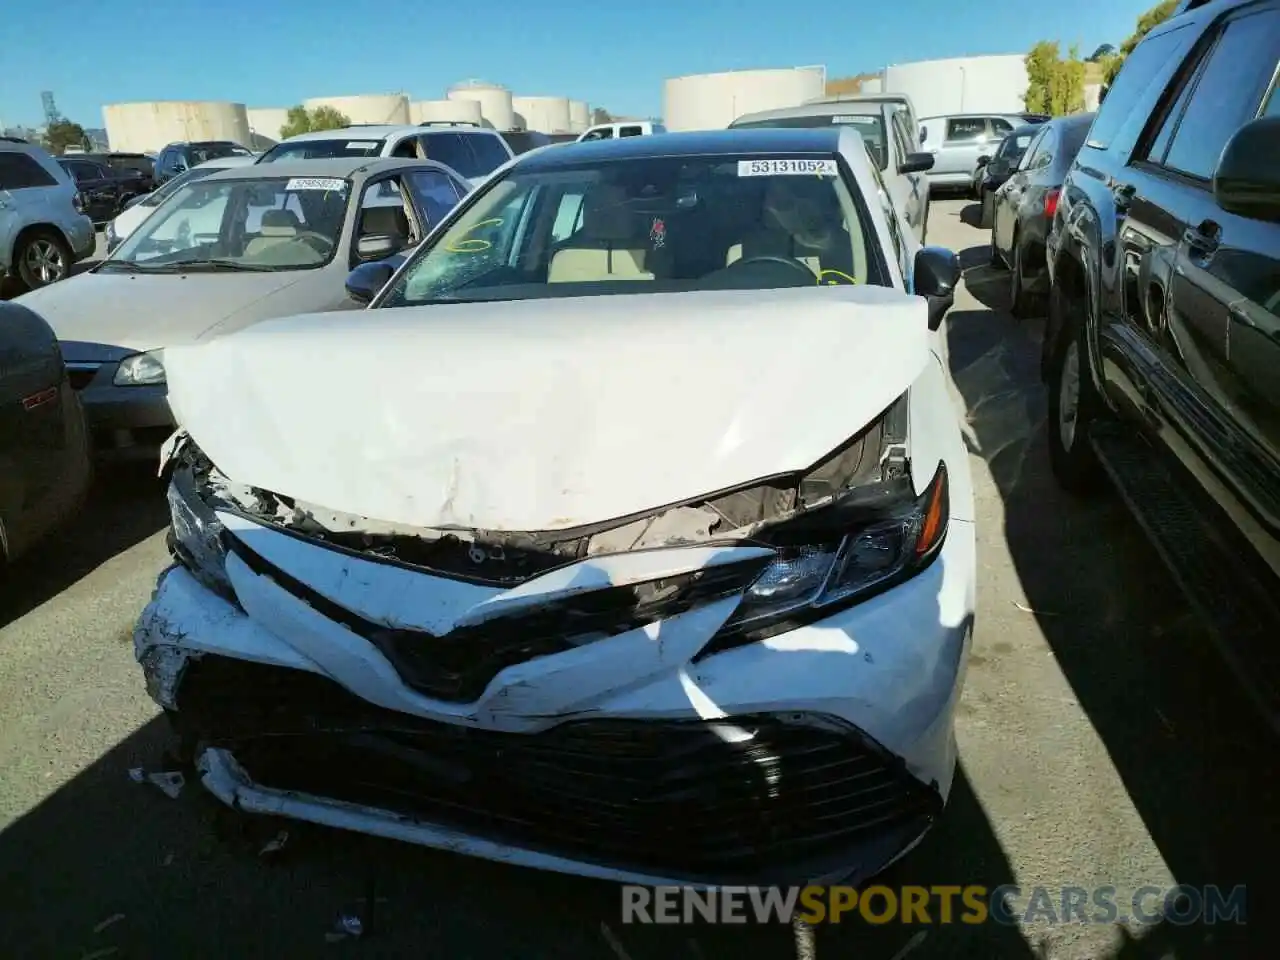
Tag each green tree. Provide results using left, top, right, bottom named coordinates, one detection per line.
left=1024, top=41, right=1085, bottom=116
left=42, top=119, right=89, bottom=155
left=1102, top=0, right=1179, bottom=84
left=278, top=104, right=352, bottom=139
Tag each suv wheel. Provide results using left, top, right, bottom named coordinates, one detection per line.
left=1009, top=234, right=1029, bottom=317
left=1047, top=282, right=1105, bottom=494
left=16, top=230, right=71, bottom=289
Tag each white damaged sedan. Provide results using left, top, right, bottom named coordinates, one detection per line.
left=137, top=128, right=976, bottom=887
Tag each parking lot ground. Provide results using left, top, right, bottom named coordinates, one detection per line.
left=0, top=200, right=1275, bottom=958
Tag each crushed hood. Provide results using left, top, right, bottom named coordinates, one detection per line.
left=15, top=269, right=312, bottom=355
left=165, top=285, right=930, bottom=532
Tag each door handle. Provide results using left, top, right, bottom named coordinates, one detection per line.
left=1182, top=220, right=1221, bottom=256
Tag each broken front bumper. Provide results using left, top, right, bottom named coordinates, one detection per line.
left=136, top=515, right=975, bottom=887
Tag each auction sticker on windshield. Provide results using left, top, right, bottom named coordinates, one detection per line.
left=285, top=177, right=348, bottom=191
left=345, top=142, right=379, bottom=150
left=738, top=159, right=838, bottom=177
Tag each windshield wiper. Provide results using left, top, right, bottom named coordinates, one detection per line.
left=164, top=259, right=284, bottom=273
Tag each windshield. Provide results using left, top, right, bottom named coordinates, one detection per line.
left=997, top=132, right=1036, bottom=163
left=105, top=175, right=351, bottom=272
left=141, top=165, right=224, bottom=207
left=258, top=138, right=385, bottom=162
left=730, top=114, right=887, bottom=169
left=380, top=152, right=884, bottom=308
left=191, top=143, right=252, bottom=164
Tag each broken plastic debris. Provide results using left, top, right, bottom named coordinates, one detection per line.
left=146, top=771, right=185, bottom=799
left=127, top=768, right=144, bottom=783
left=1013, top=600, right=1060, bottom=617
left=92, top=913, right=125, bottom=934
left=259, top=829, right=290, bottom=857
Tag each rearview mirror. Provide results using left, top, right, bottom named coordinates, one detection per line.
left=914, top=246, right=960, bottom=331
left=356, top=234, right=400, bottom=261
left=345, top=258, right=397, bottom=304
left=976, top=155, right=990, bottom=167
left=899, top=152, right=935, bottom=174
left=1213, top=116, right=1280, bottom=222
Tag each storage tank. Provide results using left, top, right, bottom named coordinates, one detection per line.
left=246, top=106, right=290, bottom=149
left=512, top=96, right=572, bottom=134
left=447, top=80, right=514, bottom=131
left=410, top=98, right=482, bottom=125
left=103, top=101, right=252, bottom=153
left=663, top=66, right=827, bottom=131
left=303, top=94, right=409, bottom=125
left=568, top=100, right=590, bottom=133
left=883, top=55, right=1027, bottom=119
left=860, top=75, right=885, bottom=94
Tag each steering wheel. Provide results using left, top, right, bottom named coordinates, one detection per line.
left=726, top=254, right=816, bottom=282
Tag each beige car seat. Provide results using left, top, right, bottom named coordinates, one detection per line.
left=244, top=209, right=303, bottom=258
left=547, top=184, right=654, bottom=282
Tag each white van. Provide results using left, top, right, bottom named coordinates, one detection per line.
left=576, top=121, right=667, bottom=142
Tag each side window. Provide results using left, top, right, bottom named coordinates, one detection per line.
left=1016, top=128, right=1047, bottom=171
left=356, top=176, right=414, bottom=245
left=990, top=117, right=1014, bottom=136
left=391, top=137, right=420, bottom=159
left=890, top=112, right=911, bottom=162
left=1263, top=83, right=1280, bottom=117
left=619, top=126, right=643, bottom=137
left=405, top=170, right=463, bottom=228
left=945, top=118, right=986, bottom=143
left=581, top=128, right=612, bottom=141
left=418, top=133, right=477, bottom=178
left=1146, top=56, right=1203, bottom=164
left=466, top=134, right=512, bottom=175
left=1161, top=9, right=1280, bottom=181
left=0, top=153, right=58, bottom=190
left=550, top=189, right=585, bottom=242
left=1086, top=24, right=1196, bottom=153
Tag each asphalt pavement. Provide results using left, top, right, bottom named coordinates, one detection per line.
left=0, top=201, right=1274, bottom=959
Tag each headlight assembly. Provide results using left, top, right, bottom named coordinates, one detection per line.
left=166, top=461, right=234, bottom=602
left=114, top=349, right=166, bottom=386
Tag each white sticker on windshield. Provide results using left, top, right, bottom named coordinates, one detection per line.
left=345, top=141, right=379, bottom=149
left=285, top=177, right=347, bottom=191
left=737, top=159, right=838, bottom=177
left=832, top=115, right=876, bottom=125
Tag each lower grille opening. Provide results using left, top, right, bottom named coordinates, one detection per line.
left=178, top=656, right=940, bottom=882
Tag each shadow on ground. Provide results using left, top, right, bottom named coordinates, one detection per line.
left=945, top=233, right=1276, bottom=959
left=0, top=715, right=1038, bottom=959
left=0, top=463, right=168, bottom=628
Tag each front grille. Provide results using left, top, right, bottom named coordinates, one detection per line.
left=66, top=366, right=100, bottom=390
left=227, top=535, right=767, bottom=703
left=177, top=656, right=940, bottom=882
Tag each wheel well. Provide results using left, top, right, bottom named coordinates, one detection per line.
left=1042, top=252, right=1088, bottom=381
left=13, top=222, right=72, bottom=254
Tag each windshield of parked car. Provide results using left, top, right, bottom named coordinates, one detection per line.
left=190, top=142, right=253, bottom=164
left=996, top=131, right=1036, bottom=163
left=379, top=152, right=883, bottom=308
left=258, top=138, right=386, bottom=162
left=139, top=165, right=225, bottom=207
left=103, top=175, right=351, bottom=272
left=730, top=114, right=887, bottom=169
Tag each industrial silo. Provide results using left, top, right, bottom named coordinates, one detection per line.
left=568, top=100, right=590, bottom=133
left=103, top=101, right=252, bottom=153
left=410, top=98, right=483, bottom=125
left=512, top=96, right=572, bottom=134
left=663, top=66, right=827, bottom=131
left=883, top=55, right=1027, bottom=118
left=447, top=80, right=514, bottom=131
left=303, top=94, right=409, bottom=125
left=246, top=106, right=290, bottom=149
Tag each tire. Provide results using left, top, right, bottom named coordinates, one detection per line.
left=1046, top=282, right=1105, bottom=494
left=989, top=229, right=1002, bottom=267
left=978, top=191, right=994, bottom=229
left=15, top=229, right=72, bottom=290
left=1009, top=234, right=1029, bottom=318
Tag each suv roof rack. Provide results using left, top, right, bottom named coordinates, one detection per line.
left=417, top=121, right=482, bottom=128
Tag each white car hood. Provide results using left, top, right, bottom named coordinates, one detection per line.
left=165, top=285, right=931, bottom=532
left=16, top=269, right=311, bottom=355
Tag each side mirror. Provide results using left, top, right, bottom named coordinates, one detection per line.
left=976, top=155, right=990, bottom=167
left=914, top=246, right=960, bottom=332
left=355, top=234, right=400, bottom=261
left=899, top=152, right=935, bottom=174
left=345, top=258, right=398, bottom=304
left=1213, top=116, right=1280, bottom=222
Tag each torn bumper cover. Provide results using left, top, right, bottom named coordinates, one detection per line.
left=136, top=423, right=976, bottom=887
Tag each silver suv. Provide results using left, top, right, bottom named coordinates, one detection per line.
left=0, top=138, right=97, bottom=289
left=918, top=114, right=1026, bottom=194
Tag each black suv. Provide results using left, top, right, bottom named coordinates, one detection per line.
left=1042, top=0, right=1280, bottom=731
left=56, top=156, right=148, bottom=224
left=78, top=151, right=155, bottom=191
left=153, top=141, right=253, bottom=186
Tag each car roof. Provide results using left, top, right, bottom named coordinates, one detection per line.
left=277, top=124, right=499, bottom=144
left=196, top=156, right=452, bottom=182
left=1044, top=111, right=1097, bottom=131
left=732, top=101, right=885, bottom=125
left=516, top=128, right=843, bottom=170
left=919, top=112, right=1021, bottom=122
left=192, top=155, right=259, bottom=170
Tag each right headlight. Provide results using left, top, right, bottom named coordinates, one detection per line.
left=114, top=349, right=166, bottom=386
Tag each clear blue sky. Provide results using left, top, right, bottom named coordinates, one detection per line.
left=1, top=0, right=1151, bottom=128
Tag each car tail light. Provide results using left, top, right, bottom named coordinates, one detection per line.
left=72, top=193, right=84, bottom=214
left=1045, top=188, right=1061, bottom=220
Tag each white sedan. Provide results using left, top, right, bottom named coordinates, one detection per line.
left=137, top=127, right=975, bottom=887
